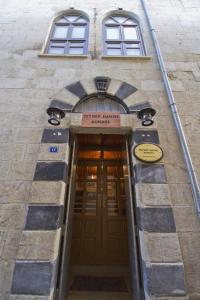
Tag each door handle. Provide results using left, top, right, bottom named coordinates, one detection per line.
left=102, top=201, right=106, bottom=209
left=99, top=193, right=106, bottom=208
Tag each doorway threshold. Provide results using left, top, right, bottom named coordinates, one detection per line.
left=68, top=265, right=132, bottom=299
left=67, top=291, right=131, bottom=300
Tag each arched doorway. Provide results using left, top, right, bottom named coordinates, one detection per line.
left=58, top=93, right=142, bottom=300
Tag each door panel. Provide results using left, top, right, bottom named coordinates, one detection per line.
left=71, top=141, right=129, bottom=265
left=102, top=162, right=129, bottom=264
left=72, top=162, right=100, bottom=264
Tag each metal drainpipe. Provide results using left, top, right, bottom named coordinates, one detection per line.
left=140, top=0, right=200, bottom=217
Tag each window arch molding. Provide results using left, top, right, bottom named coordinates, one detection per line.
left=102, top=10, right=145, bottom=56
left=42, top=10, right=90, bottom=55
left=102, top=10, right=141, bottom=24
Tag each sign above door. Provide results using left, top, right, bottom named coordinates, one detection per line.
left=82, top=112, right=121, bottom=128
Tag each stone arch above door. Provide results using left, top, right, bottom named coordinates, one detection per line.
left=49, top=77, right=139, bottom=112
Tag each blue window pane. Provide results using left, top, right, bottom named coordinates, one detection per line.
left=113, top=16, right=127, bottom=23
left=105, top=18, right=117, bottom=24
left=53, top=26, right=68, bottom=38
left=49, top=47, right=65, bottom=54
left=66, top=16, right=78, bottom=22
left=106, top=27, right=120, bottom=40
left=107, top=48, right=122, bottom=55
left=57, top=18, right=68, bottom=23
left=124, top=19, right=137, bottom=25
left=71, top=26, right=86, bottom=38
left=76, top=17, right=87, bottom=23
left=126, top=48, right=141, bottom=55
left=69, top=48, right=84, bottom=54
left=124, top=27, right=137, bottom=40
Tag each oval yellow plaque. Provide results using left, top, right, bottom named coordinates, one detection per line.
left=134, top=143, right=163, bottom=163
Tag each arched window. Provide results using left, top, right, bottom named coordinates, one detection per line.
left=74, top=96, right=127, bottom=113
left=103, top=15, right=145, bottom=56
left=46, top=14, right=89, bottom=55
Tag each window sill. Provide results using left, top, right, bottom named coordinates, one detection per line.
left=101, top=55, right=152, bottom=60
left=38, top=53, right=89, bottom=58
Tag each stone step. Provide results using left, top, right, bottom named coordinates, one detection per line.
left=67, top=291, right=132, bottom=300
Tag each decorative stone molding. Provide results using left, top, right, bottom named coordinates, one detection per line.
left=41, top=128, right=69, bottom=144
left=34, top=162, right=68, bottom=181
left=131, top=129, right=187, bottom=298
left=51, top=77, right=138, bottom=112
left=11, top=261, right=54, bottom=296
left=24, top=205, right=63, bottom=231
left=10, top=128, right=70, bottom=299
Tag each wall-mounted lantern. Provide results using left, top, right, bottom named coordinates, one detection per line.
left=46, top=99, right=156, bottom=127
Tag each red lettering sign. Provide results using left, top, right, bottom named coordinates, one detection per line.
left=82, top=112, right=121, bottom=127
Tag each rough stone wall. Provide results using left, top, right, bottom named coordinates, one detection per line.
left=0, top=0, right=200, bottom=299
left=147, top=1, right=200, bottom=299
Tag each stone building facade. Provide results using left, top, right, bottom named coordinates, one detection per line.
left=0, top=0, right=200, bottom=299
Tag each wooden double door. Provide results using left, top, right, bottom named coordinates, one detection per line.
left=71, top=156, right=129, bottom=265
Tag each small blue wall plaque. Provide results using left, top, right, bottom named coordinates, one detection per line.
left=49, top=146, right=59, bottom=153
